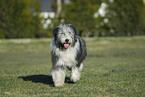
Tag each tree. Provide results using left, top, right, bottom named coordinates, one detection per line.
left=52, top=0, right=102, bottom=37
left=0, top=0, right=43, bottom=38
left=99, top=0, right=145, bottom=36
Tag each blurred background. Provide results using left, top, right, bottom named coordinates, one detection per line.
left=0, top=0, right=145, bottom=39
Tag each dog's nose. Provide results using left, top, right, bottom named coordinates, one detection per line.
left=65, top=39, right=69, bottom=43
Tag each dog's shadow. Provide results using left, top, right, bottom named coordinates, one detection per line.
left=18, top=74, right=71, bottom=87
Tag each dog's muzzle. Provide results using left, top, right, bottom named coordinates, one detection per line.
left=63, top=38, right=70, bottom=48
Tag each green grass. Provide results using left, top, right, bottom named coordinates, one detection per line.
left=0, top=37, right=145, bottom=97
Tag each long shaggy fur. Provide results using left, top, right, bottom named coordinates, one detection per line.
left=50, top=24, right=87, bottom=86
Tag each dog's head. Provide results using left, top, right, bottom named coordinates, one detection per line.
left=53, top=24, right=77, bottom=49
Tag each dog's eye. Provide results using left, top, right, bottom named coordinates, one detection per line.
left=60, top=33, right=64, bottom=35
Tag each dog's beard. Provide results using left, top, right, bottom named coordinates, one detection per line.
left=56, top=37, right=73, bottom=49
left=61, top=38, right=72, bottom=49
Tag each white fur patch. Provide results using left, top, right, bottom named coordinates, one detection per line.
left=79, top=63, right=83, bottom=71
left=51, top=38, right=80, bottom=68
left=70, top=67, right=81, bottom=82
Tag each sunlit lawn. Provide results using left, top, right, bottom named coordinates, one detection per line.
left=0, top=37, right=145, bottom=96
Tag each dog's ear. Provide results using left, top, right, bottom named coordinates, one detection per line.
left=74, top=35, right=77, bottom=42
left=68, top=24, right=77, bottom=35
left=53, top=26, right=59, bottom=37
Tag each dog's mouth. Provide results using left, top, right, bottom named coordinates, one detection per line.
left=64, top=43, right=70, bottom=49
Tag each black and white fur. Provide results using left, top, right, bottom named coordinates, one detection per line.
left=51, top=24, right=87, bottom=87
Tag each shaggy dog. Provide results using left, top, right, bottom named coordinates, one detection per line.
left=50, top=24, right=87, bottom=87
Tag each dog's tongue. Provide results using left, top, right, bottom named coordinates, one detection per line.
left=64, top=44, right=69, bottom=48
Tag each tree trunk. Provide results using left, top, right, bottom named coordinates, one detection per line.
left=56, top=0, right=61, bottom=18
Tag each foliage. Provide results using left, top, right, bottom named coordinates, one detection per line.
left=1, top=0, right=145, bottom=38
left=52, top=0, right=102, bottom=37
left=0, top=0, right=45, bottom=39
left=98, top=0, right=145, bottom=36
left=52, top=0, right=145, bottom=37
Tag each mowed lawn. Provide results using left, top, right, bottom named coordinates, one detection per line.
left=0, top=37, right=145, bottom=97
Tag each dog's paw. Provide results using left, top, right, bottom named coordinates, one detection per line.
left=70, top=78, right=77, bottom=83
left=54, top=82, right=64, bottom=87
left=70, top=75, right=79, bottom=83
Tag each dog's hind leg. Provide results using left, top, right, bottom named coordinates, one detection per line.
left=79, top=63, right=83, bottom=71
left=70, top=63, right=83, bottom=83
left=51, top=66, right=66, bottom=87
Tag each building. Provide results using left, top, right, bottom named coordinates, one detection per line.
left=32, top=0, right=71, bottom=28
left=34, top=0, right=55, bottom=28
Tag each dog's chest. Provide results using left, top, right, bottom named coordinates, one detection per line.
left=56, top=47, right=78, bottom=67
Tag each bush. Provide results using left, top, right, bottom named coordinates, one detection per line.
left=0, top=0, right=45, bottom=38
left=52, top=0, right=145, bottom=37
left=99, top=0, right=145, bottom=36
left=52, top=0, right=101, bottom=37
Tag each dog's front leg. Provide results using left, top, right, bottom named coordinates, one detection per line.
left=70, top=63, right=83, bottom=82
left=51, top=66, right=66, bottom=87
